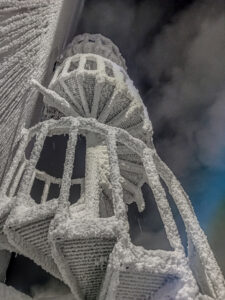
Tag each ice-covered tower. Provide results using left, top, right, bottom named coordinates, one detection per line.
left=0, top=34, right=224, bottom=300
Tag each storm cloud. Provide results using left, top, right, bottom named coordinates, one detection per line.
left=143, top=0, right=225, bottom=177
left=77, top=0, right=225, bottom=180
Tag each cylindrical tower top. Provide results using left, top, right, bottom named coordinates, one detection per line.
left=59, top=33, right=127, bottom=70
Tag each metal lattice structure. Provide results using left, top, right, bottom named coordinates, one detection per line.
left=0, top=34, right=224, bottom=299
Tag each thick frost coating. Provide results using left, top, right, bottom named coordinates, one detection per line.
left=0, top=0, right=67, bottom=179
left=0, top=33, right=224, bottom=299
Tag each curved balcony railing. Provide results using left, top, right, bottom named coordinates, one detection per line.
left=0, top=116, right=224, bottom=299
left=32, top=51, right=153, bottom=146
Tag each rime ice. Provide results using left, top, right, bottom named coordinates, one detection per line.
left=0, top=33, right=224, bottom=300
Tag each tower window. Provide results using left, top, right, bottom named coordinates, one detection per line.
left=68, top=60, right=79, bottom=72
left=85, top=58, right=97, bottom=70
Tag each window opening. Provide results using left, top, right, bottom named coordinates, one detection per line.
left=85, top=58, right=97, bottom=70
left=68, top=60, right=79, bottom=72
left=36, top=134, right=68, bottom=178
left=127, top=183, right=173, bottom=251
left=28, top=134, right=68, bottom=204
left=47, top=183, right=60, bottom=201
left=69, top=184, right=81, bottom=205
left=30, top=178, right=44, bottom=204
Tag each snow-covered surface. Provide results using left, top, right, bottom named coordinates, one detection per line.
left=0, top=0, right=61, bottom=180
left=2, top=115, right=224, bottom=299
left=0, top=0, right=83, bottom=181
left=0, top=33, right=224, bottom=299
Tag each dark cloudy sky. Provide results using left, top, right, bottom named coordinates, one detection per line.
left=76, top=0, right=225, bottom=274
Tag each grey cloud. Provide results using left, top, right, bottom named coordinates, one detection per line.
left=78, top=0, right=225, bottom=179
left=141, top=0, right=225, bottom=177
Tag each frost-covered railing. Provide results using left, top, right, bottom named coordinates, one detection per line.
left=1, top=116, right=224, bottom=299
left=10, top=116, right=177, bottom=245
left=0, top=158, right=84, bottom=207
left=0, top=130, right=29, bottom=251
left=35, top=169, right=84, bottom=204
left=1, top=28, right=223, bottom=298
left=32, top=51, right=152, bottom=145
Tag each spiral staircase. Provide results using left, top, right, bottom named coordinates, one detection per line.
left=0, top=34, right=224, bottom=300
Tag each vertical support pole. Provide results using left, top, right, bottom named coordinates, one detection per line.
left=84, top=132, right=100, bottom=217
left=91, top=80, right=104, bottom=118
left=57, top=120, right=79, bottom=218
left=41, top=179, right=50, bottom=203
left=8, top=161, right=26, bottom=197
left=77, top=56, right=91, bottom=117
left=142, top=147, right=183, bottom=252
left=106, top=129, right=129, bottom=234
left=153, top=153, right=225, bottom=299
left=17, top=124, right=49, bottom=205
left=0, top=131, right=28, bottom=195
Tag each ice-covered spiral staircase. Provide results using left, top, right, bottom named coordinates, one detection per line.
left=0, top=34, right=224, bottom=300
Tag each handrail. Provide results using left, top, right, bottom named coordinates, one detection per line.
left=35, top=168, right=84, bottom=186
left=5, top=116, right=225, bottom=297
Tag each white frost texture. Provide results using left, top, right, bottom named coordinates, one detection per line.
left=0, top=29, right=224, bottom=300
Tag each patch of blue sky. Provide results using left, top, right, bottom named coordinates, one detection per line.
left=187, top=168, right=225, bottom=232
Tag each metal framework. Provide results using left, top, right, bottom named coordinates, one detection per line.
left=0, top=34, right=224, bottom=299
